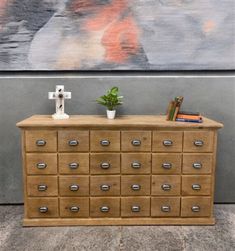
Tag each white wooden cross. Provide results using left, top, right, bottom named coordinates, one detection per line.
left=48, top=85, right=71, bottom=120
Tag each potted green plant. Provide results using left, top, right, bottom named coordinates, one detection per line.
left=96, top=86, right=123, bottom=119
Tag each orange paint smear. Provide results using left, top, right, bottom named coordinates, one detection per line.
left=203, top=20, right=216, bottom=33
left=85, top=0, right=127, bottom=31
left=0, top=0, right=8, bottom=31
left=102, top=16, right=139, bottom=63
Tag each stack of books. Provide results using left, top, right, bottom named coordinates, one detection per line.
left=176, top=111, right=202, bottom=123
left=166, top=97, right=203, bottom=123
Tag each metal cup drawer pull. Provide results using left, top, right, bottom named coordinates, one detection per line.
left=163, top=140, right=173, bottom=146
left=191, top=205, right=200, bottom=212
left=70, top=184, right=79, bottom=191
left=38, top=185, right=47, bottom=191
left=132, top=139, right=141, bottom=146
left=39, top=206, right=48, bottom=213
left=69, top=162, right=79, bottom=169
left=192, top=184, right=201, bottom=190
left=162, top=163, right=172, bottom=169
left=161, top=205, right=171, bottom=212
left=100, top=206, right=110, bottom=212
left=100, top=140, right=110, bottom=146
left=193, top=162, right=202, bottom=169
left=131, top=162, right=141, bottom=169
left=161, top=184, right=172, bottom=191
left=194, top=140, right=204, bottom=147
left=68, top=140, right=79, bottom=146
left=132, top=205, right=141, bottom=212
left=36, top=163, right=47, bottom=169
left=36, top=140, right=46, bottom=146
left=131, top=184, right=141, bottom=191
left=100, top=162, right=110, bottom=169
left=70, top=206, right=80, bottom=212
left=100, top=184, right=110, bottom=191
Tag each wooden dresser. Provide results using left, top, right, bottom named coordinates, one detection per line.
left=17, top=115, right=223, bottom=226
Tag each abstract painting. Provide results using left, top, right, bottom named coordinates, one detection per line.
left=0, top=0, right=234, bottom=70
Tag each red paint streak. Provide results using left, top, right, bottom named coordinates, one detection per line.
left=70, top=0, right=96, bottom=14
left=82, top=0, right=140, bottom=63
left=102, top=16, right=139, bottom=63
left=85, top=0, right=127, bottom=31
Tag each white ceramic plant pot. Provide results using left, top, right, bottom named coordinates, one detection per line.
left=107, top=110, right=116, bottom=119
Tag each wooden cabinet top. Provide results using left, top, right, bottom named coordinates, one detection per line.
left=17, top=115, right=223, bottom=129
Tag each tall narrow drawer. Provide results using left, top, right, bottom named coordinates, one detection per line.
left=58, top=153, right=89, bottom=174
left=182, top=175, right=212, bottom=196
left=90, top=197, right=120, bottom=217
left=121, top=197, right=150, bottom=217
left=26, top=153, right=57, bottom=175
left=27, top=198, right=59, bottom=218
left=90, top=131, right=120, bottom=152
left=151, top=197, right=180, bottom=217
left=183, top=154, right=213, bottom=174
left=121, top=153, right=151, bottom=174
left=25, top=130, right=57, bottom=152
left=152, top=175, right=181, bottom=196
left=59, top=176, right=89, bottom=196
left=121, top=175, right=150, bottom=196
left=90, top=153, right=120, bottom=174
left=58, top=131, right=89, bottom=152
left=152, top=131, right=183, bottom=152
left=152, top=153, right=181, bottom=174
left=184, top=131, right=214, bottom=152
left=60, top=198, right=89, bottom=218
left=90, top=176, right=120, bottom=196
left=121, top=131, right=151, bottom=152
left=181, top=197, right=211, bottom=217
left=27, top=176, right=58, bottom=196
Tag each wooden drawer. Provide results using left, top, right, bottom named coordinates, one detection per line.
left=181, top=197, right=211, bottom=217
left=121, top=197, right=150, bottom=217
left=26, top=153, right=57, bottom=175
left=121, top=131, right=151, bottom=152
left=184, top=131, right=214, bottom=152
left=90, top=197, right=120, bottom=217
left=182, top=175, right=212, bottom=196
left=121, top=175, right=150, bottom=196
left=90, top=131, right=120, bottom=152
left=27, top=176, right=58, bottom=196
left=152, top=153, right=181, bottom=174
left=90, top=176, right=120, bottom=196
left=58, top=153, right=89, bottom=174
left=152, top=175, right=181, bottom=196
left=121, top=153, right=151, bottom=174
left=58, top=130, right=89, bottom=152
left=90, top=153, right=120, bottom=174
left=27, top=198, right=59, bottom=218
left=60, top=197, right=89, bottom=218
left=152, top=131, right=183, bottom=152
left=25, top=130, right=57, bottom=152
left=183, top=154, right=213, bottom=174
left=151, top=197, right=180, bottom=217
left=59, top=176, right=89, bottom=196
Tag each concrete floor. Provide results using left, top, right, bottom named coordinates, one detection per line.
left=0, top=205, right=234, bottom=251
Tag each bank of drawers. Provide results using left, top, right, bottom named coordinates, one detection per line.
left=25, top=129, right=214, bottom=219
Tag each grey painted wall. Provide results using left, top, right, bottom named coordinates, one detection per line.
left=0, top=74, right=234, bottom=203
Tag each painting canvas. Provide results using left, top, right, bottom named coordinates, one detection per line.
left=0, top=0, right=234, bottom=70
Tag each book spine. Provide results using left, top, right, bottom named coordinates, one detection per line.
left=177, top=115, right=202, bottom=120
left=166, top=101, right=174, bottom=121
left=176, top=118, right=203, bottom=123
